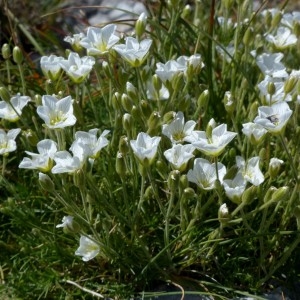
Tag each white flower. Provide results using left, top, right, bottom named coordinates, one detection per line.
left=253, top=102, right=293, bottom=134
left=0, top=94, right=30, bottom=122
left=70, top=129, right=110, bottom=159
left=265, top=27, right=297, bottom=49
left=130, top=132, right=161, bottom=164
left=40, top=55, right=64, bottom=80
left=257, top=76, right=290, bottom=105
left=51, top=151, right=83, bottom=174
left=162, top=111, right=196, bottom=144
left=60, top=52, right=95, bottom=83
left=187, top=158, right=226, bottom=190
left=242, top=122, right=267, bottom=144
left=75, top=235, right=100, bottom=262
left=37, top=95, right=76, bottom=129
left=223, top=173, right=246, bottom=203
left=64, top=33, right=85, bottom=50
left=236, top=156, right=264, bottom=186
left=0, top=128, right=21, bottom=155
left=79, top=25, right=120, bottom=55
left=146, top=80, right=169, bottom=101
left=164, top=144, right=195, bottom=171
left=255, top=53, right=288, bottom=78
left=113, top=37, right=152, bottom=67
left=56, top=216, right=74, bottom=228
left=19, top=139, right=57, bottom=172
left=192, top=123, right=237, bottom=157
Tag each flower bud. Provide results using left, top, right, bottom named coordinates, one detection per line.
left=263, top=186, right=277, bottom=203
left=34, top=94, right=42, bottom=106
left=112, top=92, right=122, bottom=111
left=119, top=135, right=129, bottom=155
left=0, top=86, right=11, bottom=102
left=122, top=113, right=133, bottom=132
left=168, top=170, right=180, bottom=190
left=268, top=158, right=283, bottom=178
left=135, top=12, right=147, bottom=39
left=12, top=46, right=23, bottom=64
left=249, top=101, right=259, bottom=120
left=206, top=118, right=217, bottom=142
left=243, top=27, right=253, bottom=46
left=140, top=99, right=152, bottom=118
left=197, top=89, right=209, bottom=116
left=178, top=94, right=190, bottom=112
left=218, top=203, right=230, bottom=227
left=152, top=74, right=162, bottom=92
left=271, top=11, right=282, bottom=29
left=163, top=111, right=176, bottom=124
left=116, top=151, right=127, bottom=178
left=126, top=82, right=138, bottom=100
left=284, top=76, right=298, bottom=94
left=242, top=185, right=257, bottom=205
left=45, top=79, right=55, bottom=95
left=121, top=93, right=133, bottom=112
left=183, top=187, right=195, bottom=198
left=39, top=172, right=55, bottom=192
left=156, top=160, right=168, bottom=177
left=181, top=4, right=192, bottom=19
left=1, top=43, right=11, bottom=59
left=147, top=111, right=161, bottom=135
left=270, top=186, right=289, bottom=203
left=22, top=129, right=39, bottom=147
left=267, top=82, right=276, bottom=96
left=179, top=174, right=188, bottom=190
left=144, top=185, right=154, bottom=200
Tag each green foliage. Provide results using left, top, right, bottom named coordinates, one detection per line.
left=1, top=0, right=300, bottom=298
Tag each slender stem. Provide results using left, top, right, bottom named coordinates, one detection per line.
left=279, top=134, right=298, bottom=184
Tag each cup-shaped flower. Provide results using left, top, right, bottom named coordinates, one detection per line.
left=236, top=156, right=264, bottom=186
left=0, top=128, right=21, bottom=155
left=253, top=101, right=292, bottom=134
left=130, top=132, right=161, bottom=165
left=187, top=158, right=226, bottom=190
left=265, top=27, right=297, bottom=50
left=192, top=124, right=237, bottom=157
left=113, top=37, right=152, bottom=67
left=75, top=235, right=100, bottom=262
left=255, top=52, right=288, bottom=78
left=0, top=94, right=30, bottom=122
left=70, top=129, right=110, bottom=159
left=19, top=139, right=57, bottom=172
left=60, top=52, right=95, bottom=83
left=51, top=151, right=83, bottom=174
left=79, top=25, right=120, bottom=55
left=164, top=144, right=195, bottom=171
left=242, top=122, right=267, bottom=145
left=37, top=95, right=76, bottom=129
left=162, top=111, right=196, bottom=144
left=155, top=58, right=186, bottom=84
left=40, top=55, right=64, bottom=80
left=223, top=173, right=247, bottom=204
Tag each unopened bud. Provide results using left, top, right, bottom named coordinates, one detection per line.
left=122, top=113, right=133, bottom=132
left=271, top=11, right=282, bottom=29
left=13, top=46, right=23, bottom=64
left=284, top=76, right=298, bottom=94
left=242, top=185, right=257, bottom=205
left=147, top=111, right=161, bottom=135
left=224, top=91, right=235, bottom=114
left=163, top=111, right=176, bottom=124
left=116, top=151, right=127, bottom=178
left=243, top=27, right=253, bottom=46
left=126, top=82, right=138, bottom=100
left=39, top=172, right=55, bottom=192
left=271, top=186, right=289, bottom=203
left=2, top=43, right=11, bottom=59
left=112, top=92, right=121, bottom=111
left=168, top=170, right=180, bottom=190
left=119, top=135, right=129, bottom=155
left=218, top=203, right=230, bottom=226
left=121, top=93, right=133, bottom=112
left=0, top=86, right=11, bottom=102
left=180, top=174, right=188, bottom=190
left=197, top=89, right=209, bottom=116
left=135, top=12, right=147, bottom=39
left=140, top=99, right=152, bottom=118
left=183, top=187, right=195, bottom=198
left=268, top=158, right=284, bottom=178
left=263, top=186, right=277, bottom=203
